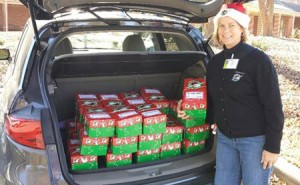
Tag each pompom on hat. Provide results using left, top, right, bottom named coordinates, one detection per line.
left=213, top=2, right=250, bottom=30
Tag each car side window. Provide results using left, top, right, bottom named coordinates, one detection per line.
left=65, top=31, right=196, bottom=53
left=162, top=33, right=196, bottom=51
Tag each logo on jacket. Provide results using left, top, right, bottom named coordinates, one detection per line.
left=231, top=71, right=244, bottom=82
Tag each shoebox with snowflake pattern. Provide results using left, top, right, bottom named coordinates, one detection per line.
left=79, top=128, right=109, bottom=156
left=160, top=142, right=181, bottom=159
left=110, top=136, right=138, bottom=155
left=106, top=152, right=132, bottom=167
left=184, top=124, right=210, bottom=142
left=76, top=94, right=102, bottom=124
left=162, top=116, right=183, bottom=144
left=84, top=112, right=115, bottom=138
left=136, top=148, right=160, bottom=163
left=182, top=78, right=207, bottom=119
left=138, top=133, right=162, bottom=150
left=112, top=110, right=142, bottom=138
left=140, top=110, right=166, bottom=134
left=69, top=146, right=98, bottom=170
left=182, top=139, right=205, bottom=154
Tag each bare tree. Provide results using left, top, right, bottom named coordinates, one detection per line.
left=258, top=0, right=274, bottom=36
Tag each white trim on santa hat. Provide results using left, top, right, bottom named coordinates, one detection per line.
left=213, top=7, right=250, bottom=30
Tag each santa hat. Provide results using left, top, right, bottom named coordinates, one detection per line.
left=213, top=2, right=250, bottom=30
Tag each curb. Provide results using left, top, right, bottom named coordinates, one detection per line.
left=273, top=157, right=300, bottom=185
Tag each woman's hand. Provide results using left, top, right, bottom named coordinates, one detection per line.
left=211, top=124, right=217, bottom=135
left=261, top=150, right=279, bottom=169
left=176, top=100, right=190, bottom=120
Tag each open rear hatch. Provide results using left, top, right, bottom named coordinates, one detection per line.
left=20, top=0, right=223, bottom=22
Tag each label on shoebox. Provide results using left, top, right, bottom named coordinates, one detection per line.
left=113, top=110, right=142, bottom=127
left=119, top=92, right=141, bottom=100
left=131, top=103, right=157, bottom=112
left=98, top=94, right=120, bottom=101
left=102, top=100, right=124, bottom=107
left=76, top=94, right=98, bottom=100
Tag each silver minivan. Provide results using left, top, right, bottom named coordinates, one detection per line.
left=0, top=0, right=223, bottom=184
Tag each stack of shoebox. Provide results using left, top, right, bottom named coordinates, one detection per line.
left=79, top=128, right=109, bottom=156
left=75, top=93, right=101, bottom=124
left=66, top=120, right=99, bottom=170
left=181, top=78, right=207, bottom=126
left=128, top=101, right=160, bottom=163
left=180, top=78, right=210, bottom=154
left=105, top=92, right=142, bottom=167
left=160, top=116, right=183, bottom=159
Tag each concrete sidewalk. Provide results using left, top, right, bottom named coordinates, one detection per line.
left=274, top=157, right=300, bottom=185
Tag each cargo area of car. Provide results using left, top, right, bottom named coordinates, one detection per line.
left=47, top=49, right=215, bottom=177
left=50, top=52, right=206, bottom=120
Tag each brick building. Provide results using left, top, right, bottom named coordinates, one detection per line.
left=0, top=0, right=29, bottom=31
left=245, top=0, right=300, bottom=37
left=1, top=0, right=300, bottom=38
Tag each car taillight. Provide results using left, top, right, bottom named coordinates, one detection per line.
left=5, top=115, right=45, bottom=149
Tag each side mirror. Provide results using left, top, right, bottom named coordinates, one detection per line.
left=0, top=49, right=12, bottom=62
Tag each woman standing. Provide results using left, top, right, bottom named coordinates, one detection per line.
left=178, top=2, right=284, bottom=185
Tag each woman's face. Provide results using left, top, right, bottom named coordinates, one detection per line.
left=217, top=16, right=244, bottom=49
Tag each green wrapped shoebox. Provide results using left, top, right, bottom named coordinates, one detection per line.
left=70, top=147, right=98, bottom=171
left=136, top=149, right=160, bottom=163
left=113, top=110, right=143, bottom=138
left=160, top=142, right=181, bottom=159
left=138, top=133, right=162, bottom=150
left=179, top=117, right=205, bottom=128
left=162, top=117, right=183, bottom=144
left=84, top=112, right=115, bottom=138
left=79, top=129, right=109, bottom=156
left=184, top=124, right=210, bottom=142
left=106, top=153, right=132, bottom=167
left=182, top=139, right=205, bottom=154
left=111, top=136, right=138, bottom=155
left=141, top=110, right=166, bottom=134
